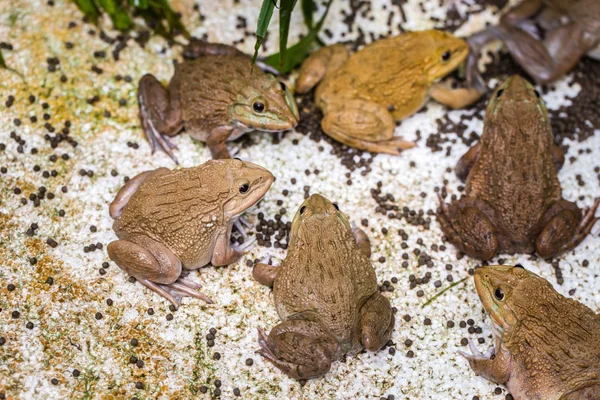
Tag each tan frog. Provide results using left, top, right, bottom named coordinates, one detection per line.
left=438, top=75, right=599, bottom=260
left=107, top=159, right=274, bottom=308
left=461, top=264, right=600, bottom=399
left=138, top=40, right=299, bottom=162
left=295, top=30, right=483, bottom=154
left=252, top=194, right=394, bottom=380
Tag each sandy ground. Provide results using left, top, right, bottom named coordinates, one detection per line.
left=1, top=0, right=599, bottom=399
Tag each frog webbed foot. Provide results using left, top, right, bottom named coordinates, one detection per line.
left=458, top=339, right=495, bottom=363
left=459, top=339, right=511, bottom=384
left=322, top=100, right=415, bottom=155
left=138, top=74, right=183, bottom=164
left=437, top=195, right=500, bottom=260
left=536, top=198, right=600, bottom=259
left=256, top=321, right=339, bottom=380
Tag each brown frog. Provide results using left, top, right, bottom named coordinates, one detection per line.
left=252, top=194, right=394, bottom=380
left=107, top=159, right=274, bottom=308
left=461, top=264, right=600, bottom=399
left=438, top=75, right=599, bottom=260
left=295, top=30, right=483, bottom=154
left=467, top=0, right=600, bottom=88
left=138, top=40, right=299, bottom=162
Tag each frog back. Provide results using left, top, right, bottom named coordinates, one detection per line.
left=113, top=165, right=230, bottom=266
left=273, top=225, right=378, bottom=345
left=317, top=32, right=443, bottom=120
left=466, top=111, right=562, bottom=241
left=505, top=281, right=600, bottom=398
left=173, top=55, right=264, bottom=134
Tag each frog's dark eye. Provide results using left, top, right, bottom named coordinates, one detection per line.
left=253, top=102, right=265, bottom=113
left=333, top=203, right=339, bottom=211
left=496, top=89, right=504, bottom=98
left=299, top=206, right=306, bottom=215
left=279, top=81, right=287, bottom=91
left=494, top=288, right=505, bottom=301
left=534, top=90, right=540, bottom=99
left=239, top=184, right=249, bottom=194
left=441, top=51, right=451, bottom=61
left=514, top=264, right=524, bottom=269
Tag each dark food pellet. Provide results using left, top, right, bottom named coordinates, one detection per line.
left=72, top=369, right=80, bottom=377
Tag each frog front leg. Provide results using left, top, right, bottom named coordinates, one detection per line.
left=359, top=293, right=394, bottom=351
left=438, top=196, right=500, bottom=260
left=455, top=143, right=481, bottom=182
left=138, top=74, right=184, bottom=163
left=321, top=99, right=415, bottom=155
left=296, top=44, right=349, bottom=94
left=460, top=338, right=512, bottom=384
left=429, top=81, right=485, bottom=109
left=252, top=257, right=279, bottom=287
left=257, top=320, right=339, bottom=380
left=535, top=199, right=600, bottom=259
left=204, top=125, right=247, bottom=160
left=107, top=235, right=212, bottom=309
left=211, top=226, right=255, bottom=266
left=353, top=226, right=372, bottom=258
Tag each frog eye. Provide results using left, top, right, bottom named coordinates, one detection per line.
left=239, top=184, right=249, bottom=194
left=441, top=51, right=451, bottom=62
left=496, top=89, right=504, bottom=98
left=279, top=81, right=287, bottom=91
left=534, top=90, right=540, bottom=99
left=299, top=206, right=306, bottom=215
left=494, top=288, right=505, bottom=301
left=514, top=264, right=524, bottom=269
left=333, top=203, right=339, bottom=211
left=253, top=102, right=265, bottom=113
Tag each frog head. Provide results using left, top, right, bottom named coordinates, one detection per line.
left=474, top=264, right=554, bottom=337
left=424, top=30, right=470, bottom=82
left=485, top=74, right=548, bottom=124
left=289, top=194, right=351, bottom=246
left=218, top=159, right=274, bottom=220
left=231, top=74, right=299, bottom=132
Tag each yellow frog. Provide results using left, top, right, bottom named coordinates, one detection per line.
left=296, top=30, right=483, bottom=154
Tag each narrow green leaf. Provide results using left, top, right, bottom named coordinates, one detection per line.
left=301, top=0, right=313, bottom=29
left=0, top=49, right=6, bottom=69
left=421, top=277, right=469, bottom=308
left=72, top=0, right=100, bottom=22
left=263, top=0, right=332, bottom=73
left=278, top=0, right=298, bottom=67
left=98, top=0, right=133, bottom=31
left=252, top=0, right=276, bottom=65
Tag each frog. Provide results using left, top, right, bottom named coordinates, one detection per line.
left=138, top=39, right=300, bottom=163
left=295, top=30, right=484, bottom=155
left=438, top=75, right=599, bottom=261
left=107, top=159, right=274, bottom=309
left=461, top=264, right=600, bottom=399
left=252, top=194, right=394, bottom=380
left=466, top=0, right=600, bottom=89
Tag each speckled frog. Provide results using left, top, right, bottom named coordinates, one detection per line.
left=252, top=194, right=394, bottom=380
left=467, top=0, right=600, bottom=88
left=107, top=159, right=274, bottom=308
left=462, top=265, right=600, bottom=399
left=295, top=30, right=483, bottom=154
left=138, top=40, right=299, bottom=162
left=438, top=75, right=599, bottom=260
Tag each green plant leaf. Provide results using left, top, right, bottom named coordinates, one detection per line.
left=252, top=0, right=276, bottom=65
left=278, top=0, right=298, bottom=67
left=0, top=49, right=6, bottom=69
left=263, top=0, right=332, bottom=73
left=72, top=0, right=100, bottom=23
left=97, top=0, right=134, bottom=31
left=301, top=0, right=313, bottom=29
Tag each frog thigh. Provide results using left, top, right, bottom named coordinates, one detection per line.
left=359, top=293, right=394, bottom=352
left=257, top=321, right=339, bottom=380
left=536, top=198, right=599, bottom=259
left=321, top=99, right=415, bottom=155
left=437, top=196, right=500, bottom=260
left=296, top=44, right=349, bottom=94
left=109, top=167, right=170, bottom=219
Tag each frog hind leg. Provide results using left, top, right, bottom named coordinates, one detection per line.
left=359, top=293, right=394, bottom=352
left=107, top=235, right=212, bottom=309
left=183, top=39, right=245, bottom=59
left=257, top=321, right=339, bottom=380
left=296, top=44, right=349, bottom=94
left=109, top=167, right=170, bottom=219
left=321, top=100, right=415, bottom=155
left=535, top=198, right=600, bottom=259
left=138, top=74, right=184, bottom=163
left=437, top=195, right=500, bottom=261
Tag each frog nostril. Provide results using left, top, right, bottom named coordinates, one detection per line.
left=300, top=206, right=306, bottom=215
left=496, top=89, right=504, bottom=98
